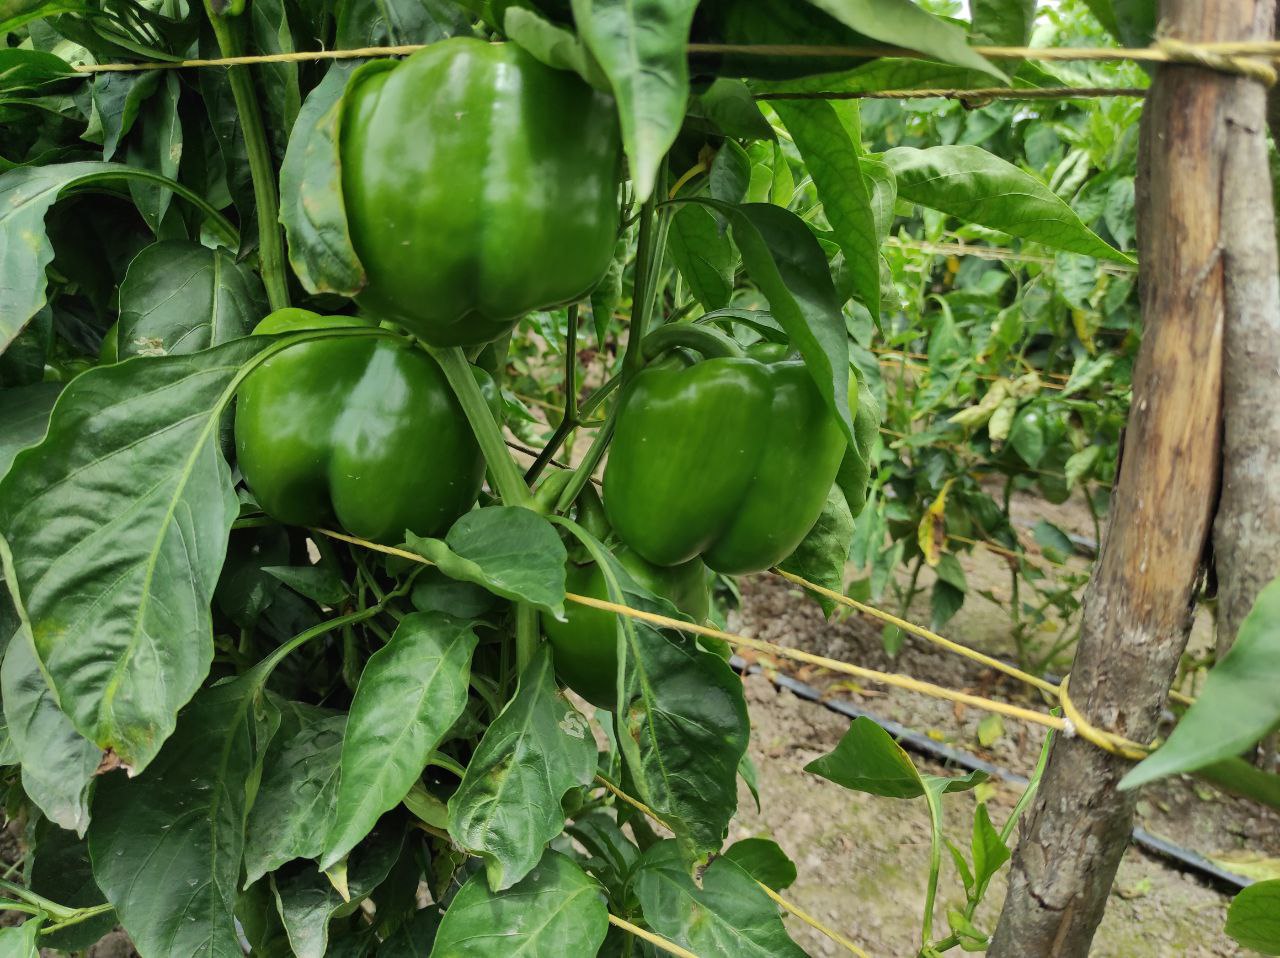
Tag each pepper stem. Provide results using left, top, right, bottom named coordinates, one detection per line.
left=429, top=346, right=539, bottom=671
left=429, top=347, right=532, bottom=510
left=204, top=4, right=290, bottom=312
left=640, top=323, right=746, bottom=363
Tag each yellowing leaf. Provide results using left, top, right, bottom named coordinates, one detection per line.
left=977, top=713, right=1004, bottom=747
left=1209, top=852, right=1280, bottom=883
left=917, top=479, right=954, bottom=567
left=1072, top=308, right=1099, bottom=355
left=948, top=380, right=1008, bottom=429
left=987, top=395, right=1018, bottom=444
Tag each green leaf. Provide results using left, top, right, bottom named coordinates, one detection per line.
left=690, top=78, right=774, bottom=140
left=634, top=841, right=806, bottom=957
left=589, top=237, right=627, bottom=347
left=0, top=162, right=121, bottom=353
left=244, top=710, right=346, bottom=886
left=431, top=849, right=608, bottom=956
left=0, top=48, right=77, bottom=92
left=0, top=382, right=60, bottom=478
left=772, top=99, right=879, bottom=320
left=321, top=613, right=477, bottom=870
left=1122, top=576, right=1280, bottom=790
left=125, top=72, right=182, bottom=230
left=562, top=524, right=749, bottom=864
left=1007, top=406, right=1047, bottom=467
left=565, top=810, right=640, bottom=894
left=1, top=628, right=101, bottom=834
left=805, top=717, right=987, bottom=798
left=334, top=0, right=472, bottom=46
left=1226, top=879, right=1280, bottom=956
left=570, top=0, right=699, bottom=202
left=410, top=568, right=499, bottom=619
left=0, top=159, right=236, bottom=355
left=805, top=716, right=923, bottom=798
left=447, top=647, right=596, bottom=890
left=1064, top=446, right=1100, bottom=489
left=971, top=0, right=1036, bottom=46
left=722, top=838, right=798, bottom=891
left=273, top=823, right=404, bottom=958
left=0, top=338, right=268, bottom=771
left=1081, top=0, right=1155, bottom=46
left=860, top=156, right=898, bottom=244
left=1032, top=519, right=1073, bottom=562
left=709, top=138, right=752, bottom=205
left=884, top=146, right=1132, bottom=264
left=90, top=70, right=161, bottom=160
left=249, top=0, right=302, bottom=159
left=278, top=61, right=367, bottom=296
left=806, top=0, right=1004, bottom=80
left=0, top=920, right=39, bottom=957
left=29, top=820, right=115, bottom=952
left=668, top=203, right=735, bottom=311
left=779, top=485, right=854, bottom=617
left=970, top=803, right=1010, bottom=895
left=88, top=676, right=280, bottom=958
left=406, top=507, right=567, bottom=618
left=503, top=7, right=607, bottom=90
left=263, top=565, right=350, bottom=606
left=117, top=241, right=266, bottom=358
left=701, top=200, right=854, bottom=445
left=378, top=908, right=441, bottom=957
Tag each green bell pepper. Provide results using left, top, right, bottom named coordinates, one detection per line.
left=603, top=325, right=848, bottom=575
left=338, top=37, right=622, bottom=346
left=234, top=309, right=493, bottom=543
left=544, top=546, right=710, bottom=709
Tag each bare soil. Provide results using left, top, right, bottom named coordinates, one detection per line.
left=726, top=488, right=1277, bottom=957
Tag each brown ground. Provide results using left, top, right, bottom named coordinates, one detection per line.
left=726, top=488, right=1276, bottom=957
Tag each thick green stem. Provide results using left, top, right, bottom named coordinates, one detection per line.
left=430, top=346, right=538, bottom=671
left=620, top=167, right=671, bottom=383
left=40, top=903, right=116, bottom=936
left=254, top=594, right=404, bottom=682
left=526, top=305, right=579, bottom=484
left=919, top=786, right=945, bottom=947
left=205, top=6, right=290, bottom=311
left=0, top=879, right=77, bottom=921
left=554, top=404, right=617, bottom=515
left=431, top=347, right=531, bottom=508
left=579, top=374, right=621, bottom=419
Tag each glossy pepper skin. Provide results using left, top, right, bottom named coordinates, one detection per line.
left=543, top=547, right=710, bottom=709
left=339, top=38, right=621, bottom=346
left=234, top=309, right=492, bottom=544
left=603, top=337, right=847, bottom=575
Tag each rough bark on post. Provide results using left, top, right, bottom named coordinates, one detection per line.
left=988, top=3, right=1273, bottom=954
left=1215, top=3, right=1280, bottom=658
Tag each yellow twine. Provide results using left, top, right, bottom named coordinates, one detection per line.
left=314, top=527, right=1177, bottom=760
left=1155, top=37, right=1277, bottom=86
left=1057, top=674, right=1153, bottom=760
left=607, top=915, right=701, bottom=958
left=772, top=567, right=1061, bottom=696
left=63, top=39, right=1280, bottom=87
left=756, top=86, right=1146, bottom=102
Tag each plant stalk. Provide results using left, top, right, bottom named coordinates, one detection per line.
left=430, top=346, right=538, bottom=671
left=204, top=4, right=290, bottom=311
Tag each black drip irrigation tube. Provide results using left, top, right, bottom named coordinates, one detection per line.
left=729, top=656, right=1251, bottom=894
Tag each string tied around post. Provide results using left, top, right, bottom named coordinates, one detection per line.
left=1155, top=37, right=1278, bottom=87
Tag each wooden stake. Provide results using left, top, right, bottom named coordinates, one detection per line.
left=988, top=3, right=1274, bottom=954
